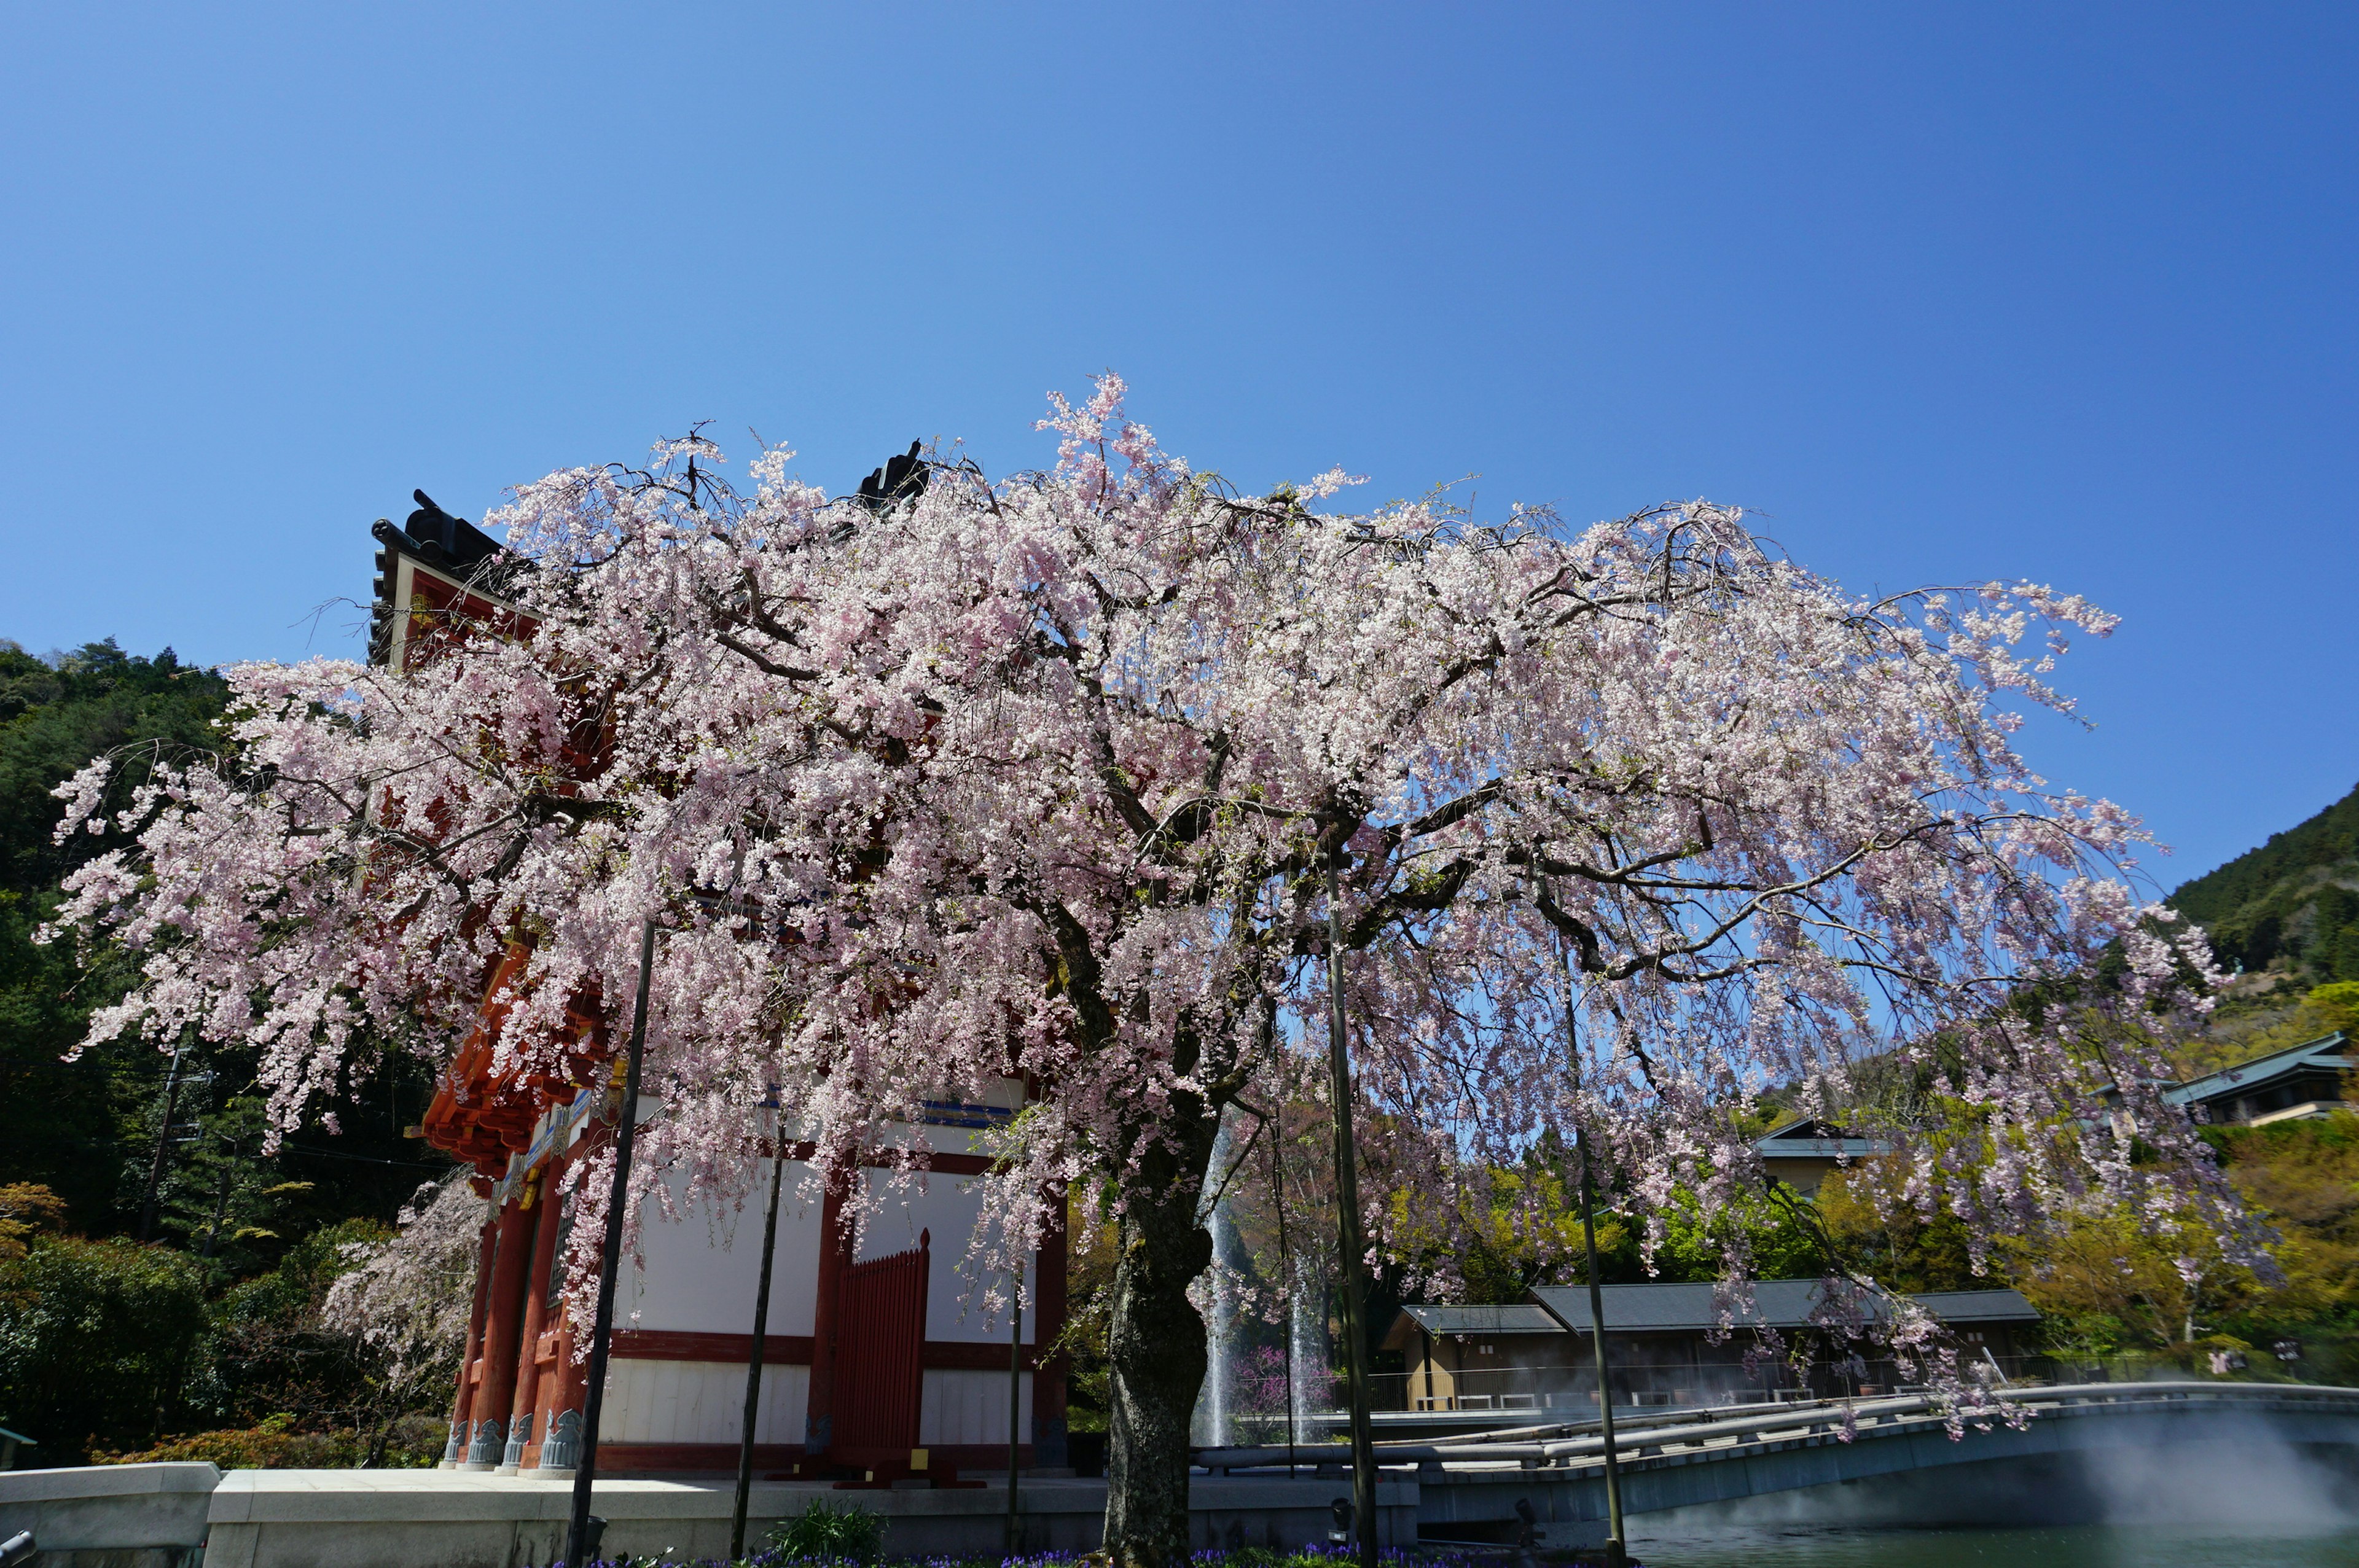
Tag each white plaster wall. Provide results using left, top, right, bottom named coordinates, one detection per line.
left=624, top=1161, right=826, bottom=1336
left=603, top=1357, right=810, bottom=1445
left=854, top=1169, right=1035, bottom=1344
left=919, top=1368, right=1032, bottom=1447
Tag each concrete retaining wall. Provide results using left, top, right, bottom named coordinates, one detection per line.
left=1, top=1465, right=1416, bottom=1568
left=0, top=1462, right=217, bottom=1568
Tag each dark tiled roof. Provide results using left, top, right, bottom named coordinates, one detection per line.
left=1756, top=1119, right=1892, bottom=1160
left=1522, top=1280, right=2038, bottom=1334
left=1911, top=1289, right=2043, bottom=1324
left=368, top=491, right=521, bottom=668
left=1396, top=1304, right=1559, bottom=1336
left=2164, top=1032, right=2350, bottom=1109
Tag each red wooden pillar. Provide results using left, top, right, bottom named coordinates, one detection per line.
left=527, top=1246, right=586, bottom=1475
left=498, top=1166, right=566, bottom=1472
left=442, top=1206, right=499, bottom=1467
left=1033, top=1188, right=1070, bottom=1467
left=802, top=1172, right=853, bottom=1457
left=529, top=1142, right=597, bottom=1475
left=463, top=1192, right=541, bottom=1468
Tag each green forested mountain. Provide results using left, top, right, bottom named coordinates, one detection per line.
left=0, top=638, right=461, bottom=1461
left=0, top=640, right=237, bottom=1228
left=0, top=638, right=447, bottom=1240
left=2170, top=780, right=2359, bottom=982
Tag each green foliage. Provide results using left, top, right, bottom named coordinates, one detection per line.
left=0, top=1235, right=208, bottom=1459
left=1051, top=1199, right=1116, bottom=1434
left=2302, top=981, right=2359, bottom=1037
left=767, top=1497, right=885, bottom=1562
left=0, top=627, right=448, bottom=1241
left=0, top=639, right=232, bottom=889
left=0, top=633, right=463, bottom=1468
left=94, top=1410, right=445, bottom=1470
left=2175, top=981, right=2359, bottom=1080
left=2206, top=1112, right=2359, bottom=1382
left=160, top=1096, right=315, bottom=1279
left=2172, top=779, right=2359, bottom=928
left=0, top=638, right=231, bottom=1231
left=0, top=1182, right=66, bottom=1258
left=183, top=1219, right=393, bottom=1435
left=2169, top=779, right=2359, bottom=983
left=1588, top=1182, right=1829, bottom=1286
left=1815, top=1172, right=1987, bottom=1294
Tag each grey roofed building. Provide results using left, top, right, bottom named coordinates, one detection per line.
left=1753, top=1118, right=1894, bottom=1196
left=2164, top=1031, right=2352, bottom=1127
left=1382, top=1282, right=2040, bottom=1417
left=1390, top=1303, right=1559, bottom=1339
left=1527, top=1281, right=2039, bottom=1335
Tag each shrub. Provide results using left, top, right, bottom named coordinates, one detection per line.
left=767, top=1497, right=885, bottom=1562
left=183, top=1217, right=394, bottom=1432
left=0, top=1235, right=206, bottom=1459
left=96, top=1411, right=319, bottom=1468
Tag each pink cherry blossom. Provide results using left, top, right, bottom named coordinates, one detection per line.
left=48, top=378, right=2253, bottom=1566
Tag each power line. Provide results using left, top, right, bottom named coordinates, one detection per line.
left=279, top=1142, right=453, bottom=1171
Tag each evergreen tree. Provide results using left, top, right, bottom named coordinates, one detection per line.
left=0, top=640, right=230, bottom=1230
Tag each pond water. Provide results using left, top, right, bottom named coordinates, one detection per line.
left=1629, top=1523, right=2359, bottom=1566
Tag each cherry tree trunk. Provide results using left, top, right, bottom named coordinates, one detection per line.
left=1101, top=1122, right=1218, bottom=1568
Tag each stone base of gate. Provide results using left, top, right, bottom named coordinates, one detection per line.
left=165, top=1467, right=1418, bottom=1568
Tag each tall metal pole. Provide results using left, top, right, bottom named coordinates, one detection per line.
left=1324, top=856, right=1379, bottom=1568
left=1562, top=942, right=1627, bottom=1568
left=1005, top=1266, right=1024, bottom=1554
left=566, top=917, right=657, bottom=1568
left=730, top=1147, right=786, bottom=1561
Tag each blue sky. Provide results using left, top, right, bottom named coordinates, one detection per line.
left=2, top=4, right=2352, bottom=894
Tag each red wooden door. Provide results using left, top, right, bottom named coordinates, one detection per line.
left=832, top=1230, right=929, bottom=1455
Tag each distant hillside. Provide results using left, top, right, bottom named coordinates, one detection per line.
left=2170, top=781, right=2359, bottom=982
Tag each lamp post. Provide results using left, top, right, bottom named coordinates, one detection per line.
left=566, top=918, right=657, bottom=1567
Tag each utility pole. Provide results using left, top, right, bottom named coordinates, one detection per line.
left=729, top=1145, right=786, bottom=1561
left=137, top=1043, right=186, bottom=1241
left=566, top=918, right=657, bottom=1568
left=198, top=1119, right=238, bottom=1262
left=1324, top=854, right=1379, bottom=1568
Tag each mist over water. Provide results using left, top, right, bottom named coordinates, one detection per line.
left=1634, top=1419, right=2359, bottom=1564
left=2073, top=1420, right=2359, bottom=1534
left=1641, top=1525, right=2359, bottom=1567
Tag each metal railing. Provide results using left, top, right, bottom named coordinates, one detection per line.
left=1370, top=1355, right=2057, bottom=1415
left=1191, top=1379, right=2359, bottom=1475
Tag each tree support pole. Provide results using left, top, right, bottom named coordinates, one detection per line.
left=566, top=917, right=656, bottom=1567
left=730, top=1147, right=786, bottom=1561
left=1324, top=856, right=1379, bottom=1568
left=1578, top=1130, right=1628, bottom=1568
left=1006, top=1266, right=1024, bottom=1554
left=1269, top=1098, right=1297, bottom=1476
left=1553, top=936, right=1627, bottom=1568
